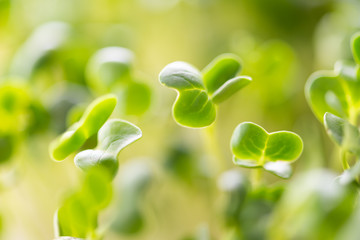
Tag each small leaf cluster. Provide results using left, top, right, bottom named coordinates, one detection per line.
left=230, top=122, right=303, bottom=178
left=306, top=32, right=360, bottom=173
left=159, top=53, right=251, bottom=128
left=50, top=94, right=142, bottom=238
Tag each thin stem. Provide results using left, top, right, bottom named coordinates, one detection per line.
left=251, top=168, right=262, bottom=188
left=203, top=122, right=226, bottom=175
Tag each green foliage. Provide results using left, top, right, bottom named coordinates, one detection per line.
left=159, top=54, right=251, bottom=128
left=55, top=169, right=112, bottom=239
left=74, top=119, right=142, bottom=178
left=230, top=122, right=303, bottom=178
left=50, top=94, right=117, bottom=161
left=305, top=32, right=360, bottom=123
left=86, top=47, right=152, bottom=117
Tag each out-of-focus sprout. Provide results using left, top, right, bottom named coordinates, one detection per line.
left=111, top=159, right=153, bottom=235
left=0, top=81, right=49, bottom=162
left=10, top=22, right=72, bottom=79
left=269, top=170, right=357, bottom=240
left=49, top=94, right=117, bottom=161
left=54, top=168, right=113, bottom=239
left=218, top=170, right=248, bottom=225
left=159, top=54, right=251, bottom=128
left=230, top=122, right=303, bottom=179
left=306, top=32, right=360, bottom=171
left=86, top=47, right=152, bottom=117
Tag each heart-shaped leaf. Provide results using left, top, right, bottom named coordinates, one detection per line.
left=173, top=89, right=216, bottom=128
left=50, top=94, right=117, bottom=161
left=231, top=122, right=303, bottom=178
left=324, top=112, right=360, bottom=156
left=159, top=55, right=251, bottom=128
left=74, top=119, right=142, bottom=177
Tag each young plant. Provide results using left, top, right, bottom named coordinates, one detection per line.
left=305, top=32, right=360, bottom=171
left=230, top=122, right=303, bottom=179
left=50, top=94, right=142, bottom=239
left=86, top=47, right=152, bottom=116
left=159, top=53, right=251, bottom=128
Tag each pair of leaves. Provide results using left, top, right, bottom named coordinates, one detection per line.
left=55, top=168, right=112, bottom=238
left=86, top=47, right=152, bottom=117
left=159, top=54, right=251, bottom=128
left=230, top=122, right=303, bottom=178
left=50, top=94, right=117, bottom=161
left=305, top=33, right=360, bottom=122
left=50, top=94, right=142, bottom=178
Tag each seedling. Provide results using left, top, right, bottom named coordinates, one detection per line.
left=230, top=122, right=303, bottom=179
left=305, top=32, right=360, bottom=171
left=51, top=94, right=143, bottom=239
left=159, top=53, right=251, bottom=128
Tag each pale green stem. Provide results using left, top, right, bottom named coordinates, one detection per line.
left=203, top=123, right=226, bottom=175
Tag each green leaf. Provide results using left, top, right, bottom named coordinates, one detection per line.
left=351, top=32, right=360, bottom=65
left=50, top=94, right=117, bottom=161
left=74, top=120, right=142, bottom=177
left=159, top=61, right=204, bottom=90
left=324, top=112, right=360, bottom=156
left=117, top=81, right=152, bottom=116
left=211, top=76, right=252, bottom=104
left=159, top=55, right=250, bottom=128
left=231, top=122, right=303, bottom=178
left=305, top=71, right=349, bottom=121
left=202, top=53, right=242, bottom=95
left=55, top=169, right=112, bottom=238
left=86, top=47, right=134, bottom=93
left=173, top=89, right=216, bottom=128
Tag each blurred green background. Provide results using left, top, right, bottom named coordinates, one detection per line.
left=0, top=0, right=360, bottom=239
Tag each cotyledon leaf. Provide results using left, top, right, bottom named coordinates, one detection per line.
left=74, top=119, right=142, bottom=177
left=230, top=122, right=303, bottom=178
left=202, top=53, right=242, bottom=95
left=173, top=89, right=216, bottom=128
left=50, top=94, right=117, bottom=161
left=211, top=76, right=252, bottom=104
left=159, top=61, right=204, bottom=90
